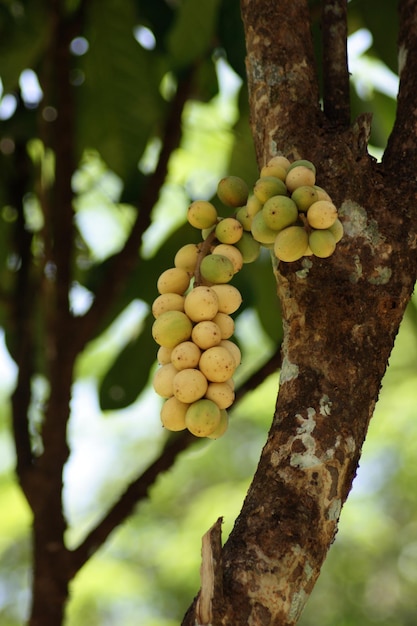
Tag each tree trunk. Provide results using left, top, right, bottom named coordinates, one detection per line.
left=182, top=0, right=417, bottom=624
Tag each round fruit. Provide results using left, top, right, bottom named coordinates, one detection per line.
left=251, top=210, right=280, bottom=245
left=187, top=200, right=218, bottom=229
left=207, top=409, right=229, bottom=439
left=174, top=243, right=200, bottom=273
left=157, top=267, right=190, bottom=295
left=273, top=225, right=309, bottom=262
left=191, top=320, right=222, bottom=349
left=262, top=195, right=298, bottom=231
left=253, top=176, right=287, bottom=203
left=328, top=217, right=344, bottom=242
left=152, top=310, right=193, bottom=348
left=234, top=232, right=261, bottom=263
left=215, top=217, right=243, bottom=244
left=246, top=193, right=263, bottom=217
left=266, top=155, right=291, bottom=171
left=308, top=229, right=337, bottom=258
left=184, top=286, right=219, bottom=322
left=220, top=339, right=241, bottom=367
left=173, top=368, right=208, bottom=403
left=200, top=254, right=234, bottom=284
left=285, top=166, right=316, bottom=192
left=313, top=185, right=332, bottom=202
left=152, top=292, right=185, bottom=318
left=185, top=398, right=221, bottom=437
left=210, top=284, right=242, bottom=314
left=235, top=206, right=253, bottom=231
left=291, top=185, right=319, bottom=212
left=307, top=200, right=338, bottom=229
left=152, top=363, right=178, bottom=398
left=157, top=346, right=172, bottom=365
left=260, top=163, right=287, bottom=181
left=199, top=345, right=236, bottom=382
left=217, top=175, right=249, bottom=208
left=170, top=341, right=201, bottom=370
left=160, top=396, right=188, bottom=431
left=212, top=312, right=234, bottom=339
left=205, top=381, right=235, bottom=409
left=287, top=159, right=316, bottom=174
left=212, top=244, right=243, bottom=274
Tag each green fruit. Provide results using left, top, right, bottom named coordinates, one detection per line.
left=253, top=176, right=287, bottom=203
left=246, top=193, right=263, bottom=217
left=235, top=206, right=253, bottom=231
left=262, top=195, right=298, bottom=231
left=234, top=231, right=261, bottom=263
left=273, top=226, right=309, bottom=262
left=291, top=185, right=319, bottom=212
left=185, top=399, right=221, bottom=437
left=287, top=159, right=316, bottom=174
left=200, top=254, right=234, bottom=284
left=187, top=200, right=218, bottom=229
left=207, top=409, right=229, bottom=439
left=215, top=217, right=243, bottom=244
left=217, top=175, right=249, bottom=208
left=328, top=217, right=344, bottom=243
left=251, top=210, right=280, bottom=244
left=308, top=229, right=336, bottom=258
left=152, top=310, right=193, bottom=349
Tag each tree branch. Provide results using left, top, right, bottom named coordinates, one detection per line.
left=321, top=0, right=350, bottom=125
left=240, top=0, right=320, bottom=165
left=74, top=67, right=195, bottom=351
left=383, top=0, right=417, bottom=173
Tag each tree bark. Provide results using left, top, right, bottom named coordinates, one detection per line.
left=182, top=1, right=417, bottom=624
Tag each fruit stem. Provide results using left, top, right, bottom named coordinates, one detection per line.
left=194, top=230, right=217, bottom=287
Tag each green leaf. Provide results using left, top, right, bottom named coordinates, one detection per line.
left=77, top=0, right=166, bottom=177
left=99, top=312, right=156, bottom=410
left=166, top=0, right=222, bottom=67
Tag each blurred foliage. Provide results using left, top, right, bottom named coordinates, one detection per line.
left=0, top=1, right=415, bottom=625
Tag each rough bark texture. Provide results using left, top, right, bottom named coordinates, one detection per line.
left=182, top=1, right=417, bottom=624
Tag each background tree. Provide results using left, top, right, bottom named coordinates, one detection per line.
left=0, top=1, right=416, bottom=625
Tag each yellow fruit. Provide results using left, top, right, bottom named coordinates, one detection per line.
left=313, top=185, right=332, bottom=202
left=205, top=382, right=235, bottom=409
left=251, top=210, right=280, bottom=244
left=220, top=339, right=241, bottom=367
left=235, top=206, right=253, bottom=231
left=328, top=217, right=344, bottom=243
left=210, top=284, right=242, bottom=314
left=262, top=195, right=298, bottom=231
left=234, top=232, right=261, bottom=263
left=273, top=226, right=309, bottom=262
left=217, top=175, right=249, bottom=208
left=212, top=312, right=234, bottom=339
left=266, top=155, right=291, bottom=171
left=171, top=341, right=201, bottom=370
left=185, top=399, right=221, bottom=437
left=187, top=200, right=218, bottom=229
left=157, top=267, right=190, bottom=295
left=215, top=217, right=243, bottom=244
left=174, top=243, right=200, bottom=273
left=199, top=345, right=236, bottom=382
left=254, top=176, right=287, bottom=203
left=212, top=244, right=243, bottom=274
left=152, top=363, right=178, bottom=398
left=207, top=409, right=229, bottom=439
left=285, top=166, right=316, bottom=192
left=152, top=310, right=193, bottom=348
left=307, top=200, right=338, bottom=229
left=308, top=229, right=336, bottom=258
left=157, top=346, right=172, bottom=365
left=160, top=396, right=188, bottom=431
left=184, top=286, right=219, bottom=322
left=173, top=368, right=208, bottom=403
left=291, top=185, right=319, bottom=212
left=152, top=292, right=185, bottom=318
left=246, top=193, right=263, bottom=218
left=200, top=254, right=234, bottom=284
left=260, top=163, right=287, bottom=181
left=191, top=320, right=222, bottom=349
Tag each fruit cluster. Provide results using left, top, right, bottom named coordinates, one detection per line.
left=152, top=156, right=343, bottom=439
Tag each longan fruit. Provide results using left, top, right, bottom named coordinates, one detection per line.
left=199, top=345, right=236, bottom=383
left=285, top=166, right=316, bottom=193
left=173, top=368, right=208, bottom=403
left=308, top=229, right=337, bottom=258
left=152, top=293, right=185, bottom=318
left=187, top=200, right=218, bottom=229
left=184, top=286, right=219, bottom=322
left=307, top=200, right=338, bottom=229
left=262, top=195, right=298, bottom=231
left=215, top=217, right=243, bottom=244
left=157, top=267, right=190, bottom=295
left=152, top=310, right=193, bottom=349
left=217, top=175, right=249, bottom=208
left=174, top=243, right=200, bottom=273
left=170, top=341, right=201, bottom=370
left=212, top=244, right=243, bottom=274
left=205, top=382, right=235, bottom=409
left=191, top=320, right=222, bottom=350
left=273, top=225, right=309, bottom=262
left=210, top=284, right=242, bottom=314
left=153, top=363, right=178, bottom=398
left=160, top=396, right=188, bottom=431
left=200, top=254, right=234, bottom=284
left=185, top=399, right=221, bottom=437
